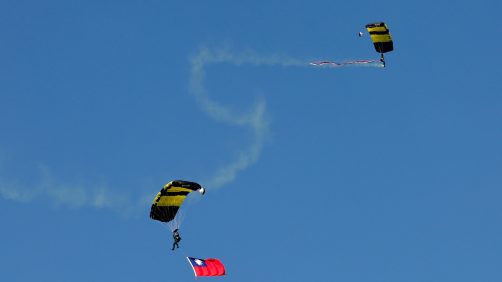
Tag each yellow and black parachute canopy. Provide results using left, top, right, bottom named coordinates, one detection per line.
left=366, top=22, right=393, bottom=54
left=150, top=180, right=205, bottom=223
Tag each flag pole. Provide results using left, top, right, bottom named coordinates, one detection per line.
left=186, top=257, right=198, bottom=278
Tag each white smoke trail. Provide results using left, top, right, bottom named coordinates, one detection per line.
left=0, top=47, right=308, bottom=210
left=189, top=47, right=307, bottom=189
left=0, top=164, right=148, bottom=216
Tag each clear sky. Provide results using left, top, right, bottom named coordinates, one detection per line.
left=1, top=1, right=501, bottom=281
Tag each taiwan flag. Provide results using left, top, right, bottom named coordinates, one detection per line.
left=187, top=257, right=226, bottom=277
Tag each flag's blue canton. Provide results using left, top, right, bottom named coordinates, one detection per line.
left=188, top=257, right=207, bottom=267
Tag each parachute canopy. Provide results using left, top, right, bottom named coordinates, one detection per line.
left=365, top=22, right=393, bottom=54
left=150, top=180, right=205, bottom=223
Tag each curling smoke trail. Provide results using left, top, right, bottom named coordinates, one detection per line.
left=189, top=47, right=306, bottom=189
left=1, top=47, right=310, bottom=210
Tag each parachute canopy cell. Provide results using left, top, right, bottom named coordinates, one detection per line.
left=150, top=180, right=205, bottom=223
left=365, top=22, right=393, bottom=54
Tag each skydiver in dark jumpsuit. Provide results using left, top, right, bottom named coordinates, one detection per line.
left=172, top=229, right=181, bottom=250
left=380, top=53, right=386, bottom=67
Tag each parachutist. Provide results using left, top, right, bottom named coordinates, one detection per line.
left=172, top=229, right=181, bottom=250
left=310, top=22, right=393, bottom=69
left=380, top=54, right=386, bottom=67
left=366, top=22, right=393, bottom=67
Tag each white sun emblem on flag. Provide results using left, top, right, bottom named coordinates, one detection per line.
left=195, top=259, right=204, bottom=265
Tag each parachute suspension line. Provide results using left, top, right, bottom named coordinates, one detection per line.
left=169, top=210, right=184, bottom=231
left=173, top=192, right=199, bottom=231
left=167, top=221, right=175, bottom=232
left=178, top=209, right=186, bottom=226
left=150, top=207, right=175, bottom=231
left=150, top=207, right=178, bottom=239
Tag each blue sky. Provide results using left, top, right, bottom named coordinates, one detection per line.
left=1, top=1, right=501, bottom=281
